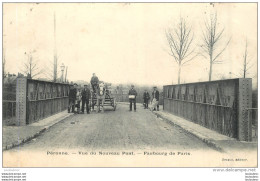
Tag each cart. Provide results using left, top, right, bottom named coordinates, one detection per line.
left=90, top=85, right=117, bottom=112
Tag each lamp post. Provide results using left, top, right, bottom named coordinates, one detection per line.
left=60, top=63, right=65, bottom=82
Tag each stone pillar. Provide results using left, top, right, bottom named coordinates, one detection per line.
left=238, top=78, right=252, bottom=141
left=16, top=77, right=27, bottom=126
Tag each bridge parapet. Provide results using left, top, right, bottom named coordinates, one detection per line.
left=16, top=77, right=70, bottom=126
left=163, top=78, right=252, bottom=141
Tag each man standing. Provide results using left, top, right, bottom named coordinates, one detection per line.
left=143, top=90, right=150, bottom=109
left=68, top=83, right=77, bottom=113
left=81, top=84, right=91, bottom=114
left=128, top=85, right=137, bottom=111
left=152, top=86, right=160, bottom=111
left=90, top=73, right=99, bottom=93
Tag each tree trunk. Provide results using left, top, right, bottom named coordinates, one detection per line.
left=29, top=56, right=32, bottom=78
left=243, top=57, right=246, bottom=78
left=178, top=63, right=181, bottom=84
left=209, top=55, right=213, bottom=81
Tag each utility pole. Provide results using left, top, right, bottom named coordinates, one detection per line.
left=53, top=12, right=57, bottom=82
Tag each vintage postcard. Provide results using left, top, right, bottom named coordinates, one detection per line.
left=2, top=2, right=258, bottom=168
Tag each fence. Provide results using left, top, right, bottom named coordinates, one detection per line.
left=16, top=77, right=70, bottom=126
left=163, top=78, right=253, bottom=141
left=246, top=108, right=258, bottom=141
left=3, top=100, right=16, bottom=125
left=3, top=80, right=16, bottom=125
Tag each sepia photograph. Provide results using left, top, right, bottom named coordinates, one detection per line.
left=2, top=2, right=258, bottom=169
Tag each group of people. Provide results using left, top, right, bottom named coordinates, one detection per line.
left=128, top=85, right=160, bottom=112
left=68, top=73, right=160, bottom=114
left=68, top=83, right=91, bottom=114
left=143, top=87, right=160, bottom=111
left=68, top=73, right=99, bottom=114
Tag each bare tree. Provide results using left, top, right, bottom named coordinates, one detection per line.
left=165, top=17, right=197, bottom=84
left=200, top=13, right=231, bottom=81
left=22, top=52, right=43, bottom=79
left=241, top=39, right=254, bottom=78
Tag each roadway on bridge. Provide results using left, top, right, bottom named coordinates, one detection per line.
left=6, top=104, right=217, bottom=152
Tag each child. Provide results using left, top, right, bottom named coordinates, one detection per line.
left=75, top=89, right=82, bottom=114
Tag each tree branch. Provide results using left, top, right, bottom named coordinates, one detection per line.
left=213, top=37, right=231, bottom=62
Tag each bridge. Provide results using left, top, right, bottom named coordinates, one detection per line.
left=9, top=77, right=256, bottom=140
left=2, top=77, right=257, bottom=167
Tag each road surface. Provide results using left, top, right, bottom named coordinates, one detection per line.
left=7, top=104, right=217, bottom=152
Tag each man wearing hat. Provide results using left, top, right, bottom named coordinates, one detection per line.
left=128, top=85, right=137, bottom=111
left=81, top=84, right=91, bottom=114
left=151, top=86, right=160, bottom=111
left=68, top=83, right=77, bottom=113
left=90, top=73, right=99, bottom=93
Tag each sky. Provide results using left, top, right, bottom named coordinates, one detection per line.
left=3, top=3, right=257, bottom=87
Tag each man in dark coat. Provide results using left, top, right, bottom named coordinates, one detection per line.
left=152, top=86, right=160, bottom=111
left=143, top=90, right=150, bottom=109
left=68, top=83, right=77, bottom=113
left=128, top=85, right=137, bottom=111
left=81, top=84, right=91, bottom=114
left=90, top=73, right=99, bottom=93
